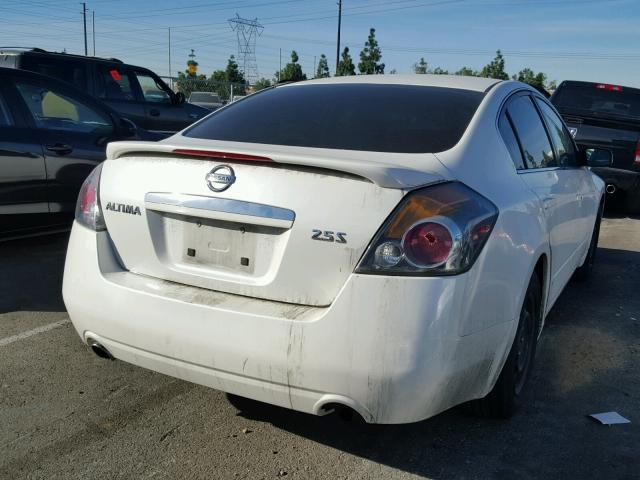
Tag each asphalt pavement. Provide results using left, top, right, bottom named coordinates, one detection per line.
left=1, top=216, right=639, bottom=479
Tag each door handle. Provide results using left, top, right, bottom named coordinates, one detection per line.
left=45, top=143, right=73, bottom=155
left=149, top=109, right=160, bottom=117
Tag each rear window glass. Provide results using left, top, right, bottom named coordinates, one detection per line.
left=553, top=83, right=640, bottom=120
left=21, top=56, right=87, bottom=91
left=183, top=84, right=484, bottom=153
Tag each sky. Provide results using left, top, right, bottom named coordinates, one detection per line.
left=2, top=0, right=640, bottom=87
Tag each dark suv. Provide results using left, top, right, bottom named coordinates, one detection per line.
left=0, top=67, right=163, bottom=240
left=0, top=48, right=209, bottom=134
left=551, top=80, right=640, bottom=213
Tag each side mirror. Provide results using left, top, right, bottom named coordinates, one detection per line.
left=174, top=92, right=186, bottom=105
left=119, top=117, right=137, bottom=138
left=584, top=148, right=613, bottom=168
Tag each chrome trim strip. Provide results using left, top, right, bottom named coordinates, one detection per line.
left=144, top=193, right=296, bottom=223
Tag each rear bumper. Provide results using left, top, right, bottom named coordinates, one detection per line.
left=63, top=223, right=515, bottom=424
left=591, top=167, right=640, bottom=193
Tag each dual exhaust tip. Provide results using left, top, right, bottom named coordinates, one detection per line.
left=88, top=338, right=114, bottom=360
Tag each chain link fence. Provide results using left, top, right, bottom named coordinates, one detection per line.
left=160, top=77, right=250, bottom=103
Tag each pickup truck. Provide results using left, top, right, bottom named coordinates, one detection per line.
left=551, top=80, right=640, bottom=213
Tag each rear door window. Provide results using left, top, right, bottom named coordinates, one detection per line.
left=507, top=95, right=556, bottom=169
left=534, top=98, right=578, bottom=168
left=184, top=84, right=484, bottom=153
left=498, top=112, right=525, bottom=170
left=15, top=81, right=113, bottom=135
left=96, top=66, right=136, bottom=101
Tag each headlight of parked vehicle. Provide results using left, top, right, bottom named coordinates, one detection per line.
left=356, top=182, right=498, bottom=276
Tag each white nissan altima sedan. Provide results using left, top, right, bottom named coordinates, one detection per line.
left=63, top=75, right=606, bottom=424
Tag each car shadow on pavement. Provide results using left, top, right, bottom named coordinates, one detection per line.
left=0, top=233, right=69, bottom=314
left=227, top=245, right=640, bottom=480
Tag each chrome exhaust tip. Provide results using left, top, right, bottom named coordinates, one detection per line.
left=88, top=339, right=114, bottom=360
left=606, top=184, right=616, bottom=194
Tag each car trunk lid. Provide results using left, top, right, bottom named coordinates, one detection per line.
left=99, top=141, right=446, bottom=306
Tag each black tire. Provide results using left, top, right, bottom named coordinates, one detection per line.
left=574, top=201, right=603, bottom=282
left=469, top=273, right=541, bottom=419
left=625, top=191, right=640, bottom=215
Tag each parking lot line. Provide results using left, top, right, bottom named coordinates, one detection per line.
left=0, top=319, right=70, bottom=347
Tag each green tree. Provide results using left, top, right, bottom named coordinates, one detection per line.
left=414, top=57, right=428, bottom=74
left=253, top=77, right=272, bottom=91
left=316, top=54, right=330, bottom=78
left=225, top=55, right=246, bottom=86
left=513, top=68, right=547, bottom=90
left=455, top=66, right=478, bottom=76
left=277, top=51, right=307, bottom=82
left=479, top=50, right=509, bottom=80
left=336, top=47, right=356, bottom=76
left=358, top=28, right=385, bottom=74
left=430, top=66, right=449, bottom=75
left=209, top=55, right=246, bottom=101
left=389, top=68, right=397, bottom=74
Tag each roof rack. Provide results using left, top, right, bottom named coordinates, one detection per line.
left=0, top=47, right=45, bottom=52
left=0, top=47, right=122, bottom=63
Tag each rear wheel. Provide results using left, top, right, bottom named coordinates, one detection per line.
left=469, top=273, right=541, bottom=418
left=574, top=202, right=603, bottom=282
left=625, top=191, right=640, bottom=215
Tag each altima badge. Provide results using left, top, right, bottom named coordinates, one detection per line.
left=206, top=165, right=236, bottom=192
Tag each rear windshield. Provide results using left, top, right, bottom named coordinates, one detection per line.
left=553, top=82, right=640, bottom=120
left=183, top=84, right=484, bottom=153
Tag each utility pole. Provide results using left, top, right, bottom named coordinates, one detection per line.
left=335, top=0, right=342, bottom=74
left=168, top=27, right=172, bottom=89
left=92, top=10, right=95, bottom=56
left=82, top=2, right=88, bottom=56
left=278, top=48, right=281, bottom=83
left=313, top=55, right=316, bottom=78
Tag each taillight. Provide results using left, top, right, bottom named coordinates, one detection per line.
left=75, top=164, right=106, bottom=231
left=596, top=83, right=623, bottom=92
left=356, top=182, right=498, bottom=276
left=634, top=140, right=640, bottom=166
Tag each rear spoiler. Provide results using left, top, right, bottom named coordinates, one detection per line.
left=105, top=141, right=446, bottom=190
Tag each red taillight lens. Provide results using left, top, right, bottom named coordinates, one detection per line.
left=356, top=182, right=498, bottom=276
left=75, top=164, right=106, bottom=231
left=596, top=83, right=623, bottom=92
left=634, top=141, right=640, bottom=166
left=403, top=221, right=453, bottom=267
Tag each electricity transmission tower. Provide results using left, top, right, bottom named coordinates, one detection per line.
left=229, top=14, right=263, bottom=85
